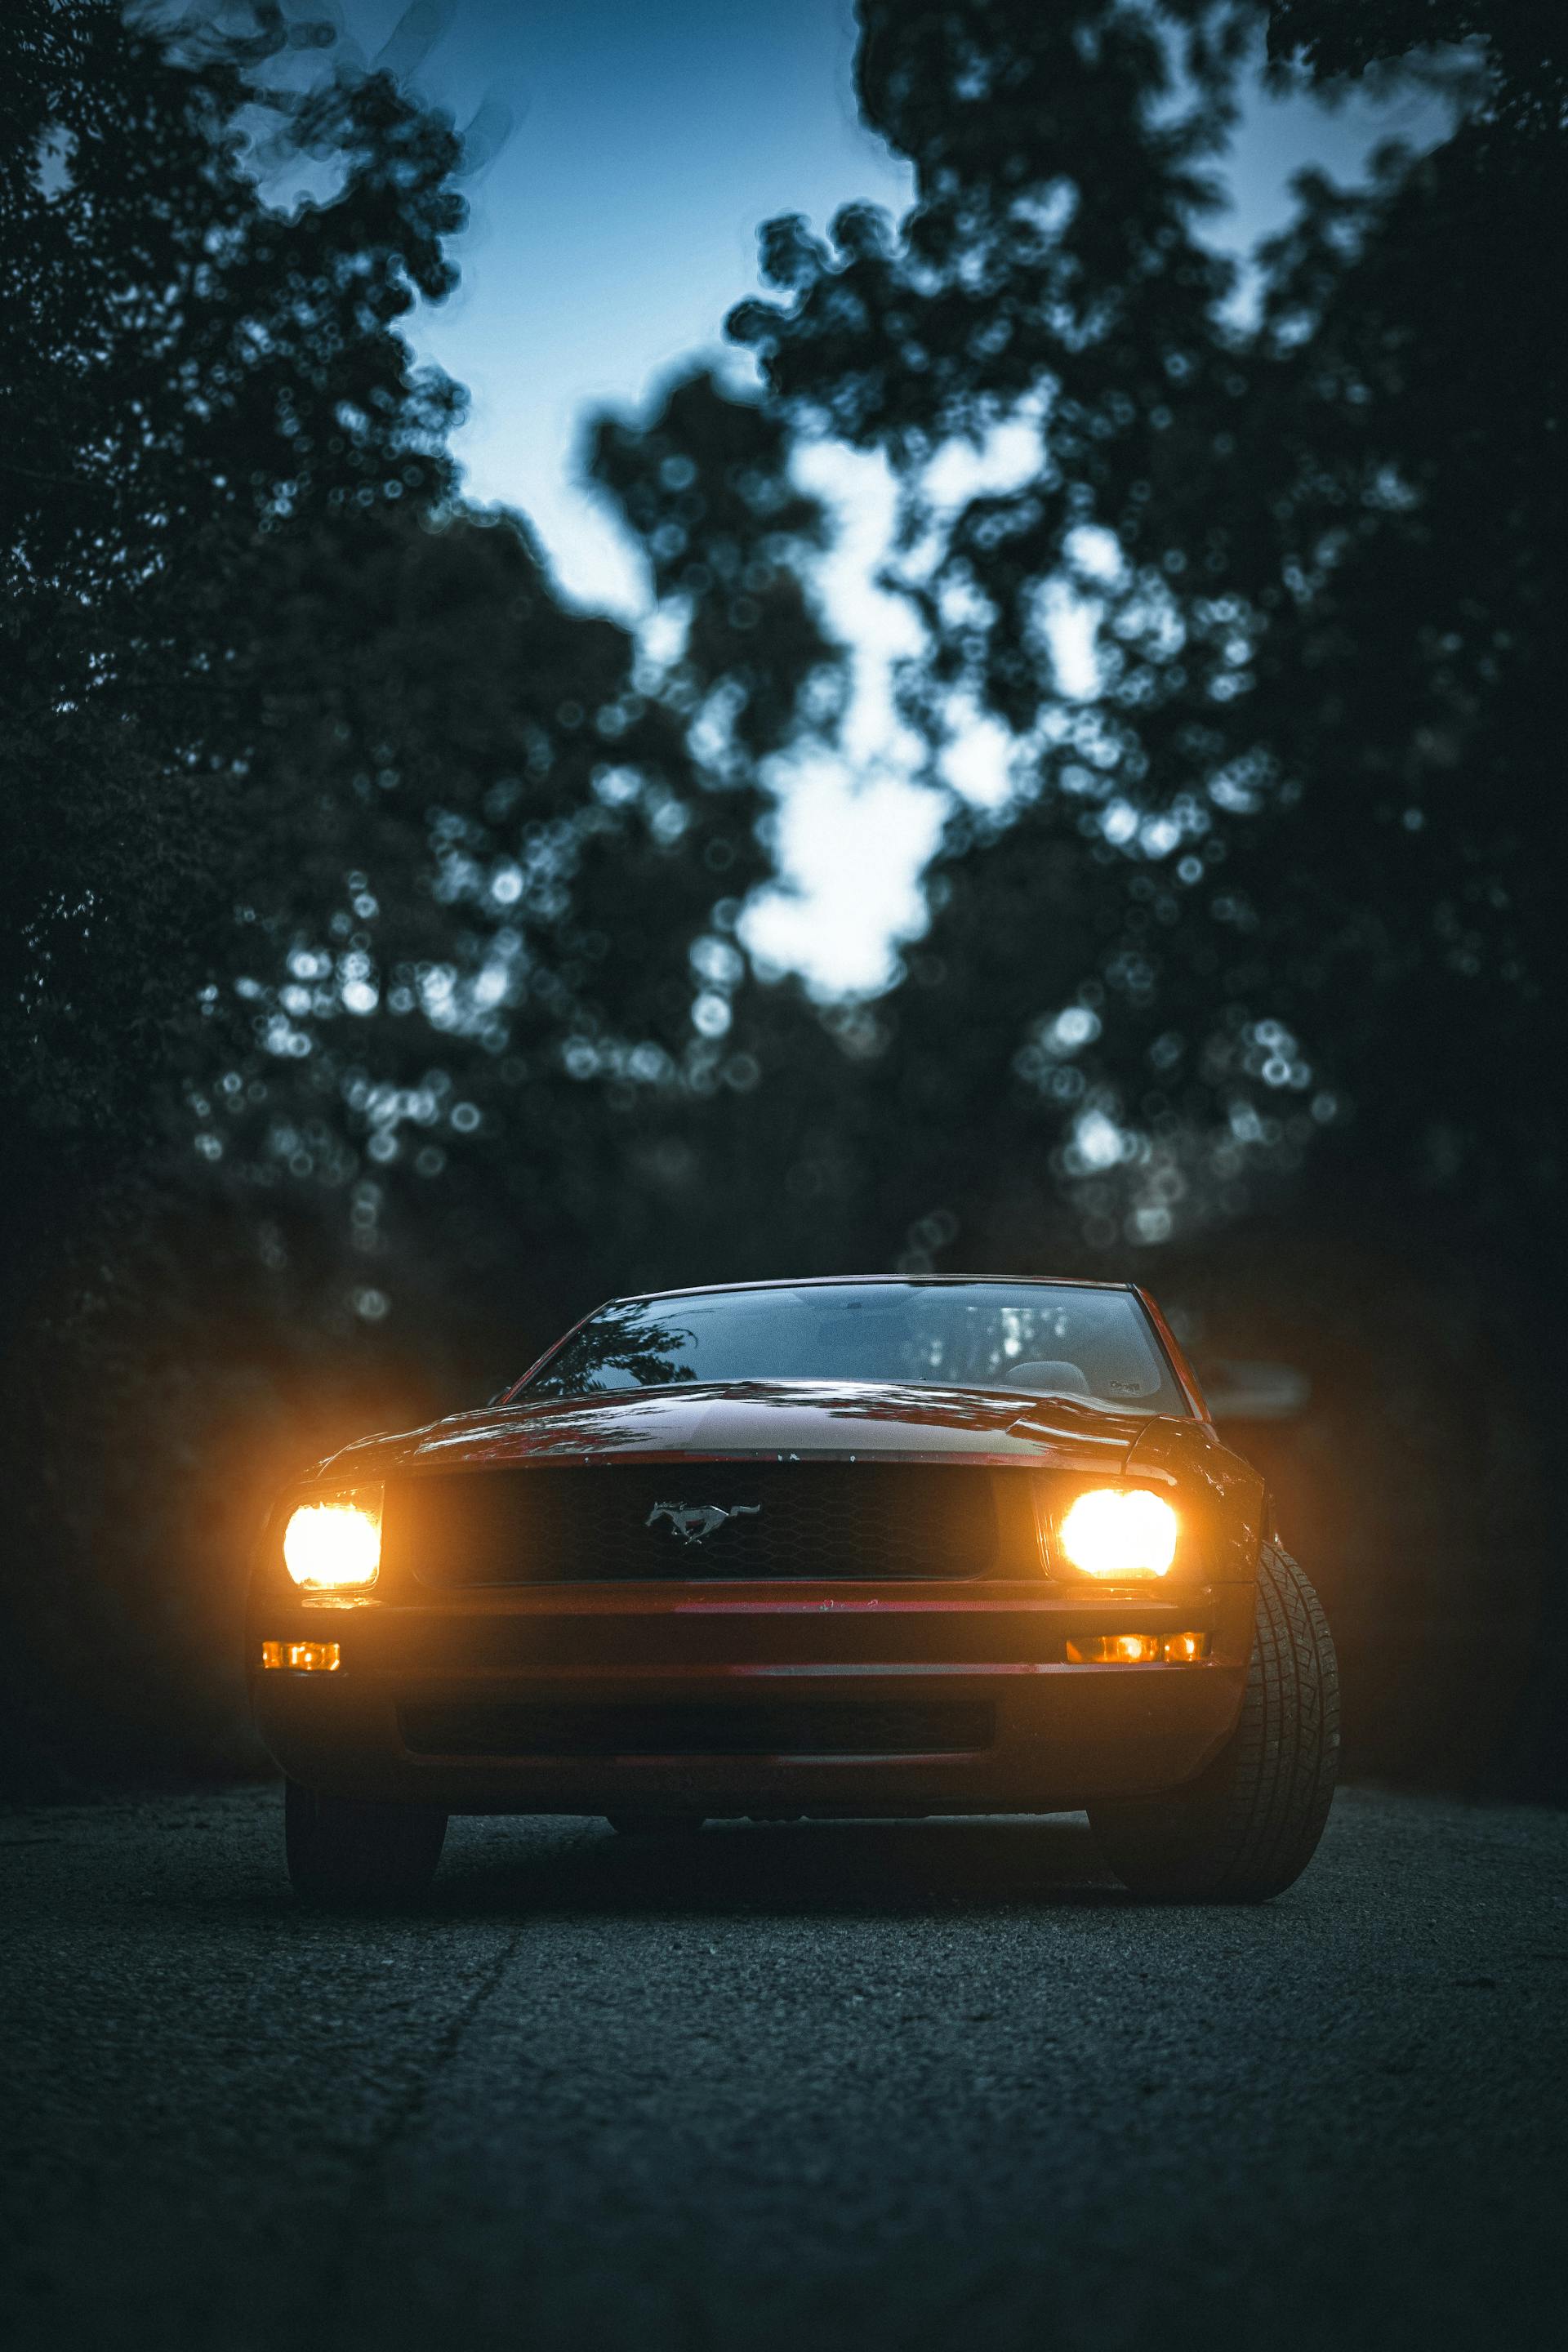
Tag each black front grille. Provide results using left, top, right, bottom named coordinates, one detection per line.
left=387, top=1461, right=1036, bottom=1585
left=400, top=1700, right=995, bottom=1758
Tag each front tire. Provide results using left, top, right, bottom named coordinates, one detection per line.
left=1088, top=1543, right=1339, bottom=1901
left=284, top=1778, right=447, bottom=1906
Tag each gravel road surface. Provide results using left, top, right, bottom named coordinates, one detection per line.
left=2, top=1787, right=1564, bottom=2351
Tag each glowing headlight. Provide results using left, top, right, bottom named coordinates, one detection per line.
left=1058, top=1487, right=1178, bottom=1579
left=283, top=1487, right=383, bottom=1589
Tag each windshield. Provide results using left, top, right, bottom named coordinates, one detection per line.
left=521, top=1282, right=1187, bottom=1414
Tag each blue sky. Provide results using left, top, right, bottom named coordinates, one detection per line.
left=333, top=1, right=1450, bottom=986
left=336, top=0, right=911, bottom=605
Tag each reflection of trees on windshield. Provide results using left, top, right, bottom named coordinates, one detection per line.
left=531, top=1307, right=699, bottom=1396
left=906, top=1300, right=1079, bottom=1386
left=521, top=1285, right=1175, bottom=1410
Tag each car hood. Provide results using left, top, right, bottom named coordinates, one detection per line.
left=309, top=1379, right=1155, bottom=1485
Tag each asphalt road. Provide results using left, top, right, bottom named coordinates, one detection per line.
left=2, top=1788, right=1565, bottom=2352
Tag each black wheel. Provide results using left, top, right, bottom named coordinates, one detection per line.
left=284, top=1777, right=447, bottom=1906
left=1088, top=1542, right=1339, bottom=1902
left=605, top=1812, right=706, bottom=1837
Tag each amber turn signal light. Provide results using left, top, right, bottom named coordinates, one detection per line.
left=260, top=1640, right=341, bottom=1673
left=1065, top=1633, right=1209, bottom=1664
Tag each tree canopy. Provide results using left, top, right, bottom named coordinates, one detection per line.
left=1, top=3, right=840, bottom=1347
left=0, top=2, right=843, bottom=1780
left=732, top=0, right=1566, bottom=1281
left=2, top=0, right=462, bottom=1257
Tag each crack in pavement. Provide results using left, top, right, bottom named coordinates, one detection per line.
left=296, top=1832, right=610, bottom=2329
left=3, top=1792, right=1566, bottom=2352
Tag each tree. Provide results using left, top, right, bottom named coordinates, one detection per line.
left=0, top=6, right=853, bottom=1784
left=1, top=0, right=466, bottom=1294
left=722, top=0, right=1567, bottom=1788
left=727, top=0, right=1565, bottom=1274
left=189, top=394, right=845, bottom=1365
left=0, top=0, right=857, bottom=1784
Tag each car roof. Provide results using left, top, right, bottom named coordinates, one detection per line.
left=613, top=1275, right=1139, bottom=1305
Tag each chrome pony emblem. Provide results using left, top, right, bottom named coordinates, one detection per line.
left=646, top=1501, right=762, bottom=1546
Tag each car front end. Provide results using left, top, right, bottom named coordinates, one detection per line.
left=248, top=1379, right=1262, bottom=1822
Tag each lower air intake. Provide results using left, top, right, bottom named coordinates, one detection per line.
left=399, top=1700, right=996, bottom=1759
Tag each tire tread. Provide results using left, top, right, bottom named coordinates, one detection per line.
left=1088, top=1544, right=1339, bottom=1901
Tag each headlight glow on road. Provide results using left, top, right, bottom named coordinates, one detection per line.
left=283, top=1488, right=383, bottom=1589
left=1058, top=1487, right=1178, bottom=1579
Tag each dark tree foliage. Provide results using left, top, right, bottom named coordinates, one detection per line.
left=0, top=5, right=843, bottom=1785
left=731, top=0, right=1566, bottom=1275
left=1267, top=0, right=1563, bottom=134
left=589, top=368, right=845, bottom=763
left=2, top=0, right=463, bottom=1270
left=198, top=464, right=838, bottom=1365
left=0, top=0, right=473, bottom=1782
left=726, top=0, right=1566, bottom=1786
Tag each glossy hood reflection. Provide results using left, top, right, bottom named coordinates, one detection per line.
left=310, top=1379, right=1156, bottom=1484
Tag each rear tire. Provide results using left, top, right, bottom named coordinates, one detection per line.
left=605, top=1812, right=706, bottom=1837
left=1088, top=1543, right=1339, bottom=1901
left=284, top=1778, right=447, bottom=1906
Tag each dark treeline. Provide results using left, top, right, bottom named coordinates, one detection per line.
left=2, top=0, right=1562, bottom=1793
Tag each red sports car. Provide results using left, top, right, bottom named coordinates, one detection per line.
left=249, top=1276, right=1339, bottom=1904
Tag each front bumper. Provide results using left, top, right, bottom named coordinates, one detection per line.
left=249, top=1581, right=1254, bottom=1814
